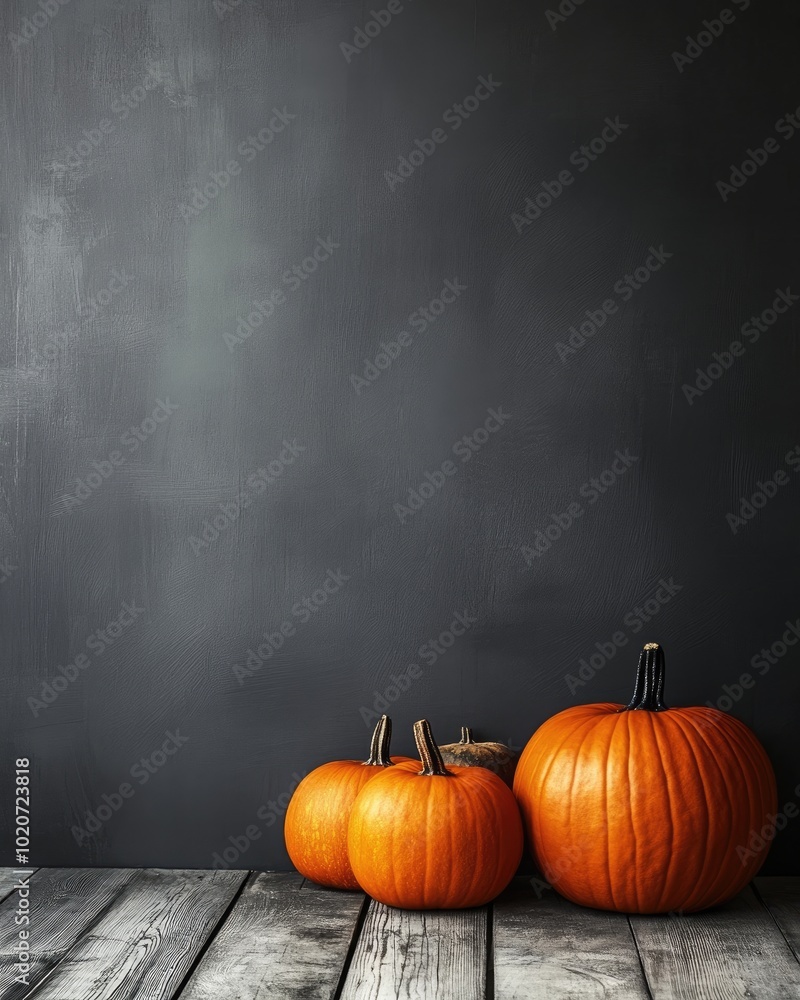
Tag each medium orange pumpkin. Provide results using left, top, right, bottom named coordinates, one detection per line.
left=347, top=719, right=523, bottom=909
left=439, top=726, right=520, bottom=786
left=513, top=642, right=778, bottom=914
left=284, top=715, right=413, bottom=889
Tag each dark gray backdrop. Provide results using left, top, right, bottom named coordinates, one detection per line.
left=1, top=0, right=799, bottom=873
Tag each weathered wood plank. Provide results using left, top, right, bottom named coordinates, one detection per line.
left=630, top=885, right=800, bottom=1000
left=755, top=877, right=800, bottom=965
left=340, top=899, right=487, bottom=1000
left=179, top=872, right=365, bottom=1000
left=23, top=868, right=246, bottom=1000
left=493, top=880, right=650, bottom=999
left=0, top=868, right=37, bottom=904
left=0, top=867, right=135, bottom=999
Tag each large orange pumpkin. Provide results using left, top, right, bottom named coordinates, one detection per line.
left=347, top=719, right=523, bottom=909
left=284, top=715, right=413, bottom=889
left=513, top=642, right=778, bottom=914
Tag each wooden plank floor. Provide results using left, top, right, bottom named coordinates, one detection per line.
left=0, top=870, right=797, bottom=999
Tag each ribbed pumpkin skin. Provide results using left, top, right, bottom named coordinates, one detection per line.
left=513, top=703, right=777, bottom=914
left=285, top=761, right=377, bottom=889
left=285, top=758, right=415, bottom=889
left=348, top=760, right=524, bottom=909
left=439, top=729, right=519, bottom=787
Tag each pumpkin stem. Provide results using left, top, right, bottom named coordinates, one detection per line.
left=414, top=719, right=451, bottom=776
left=623, top=642, right=669, bottom=712
left=459, top=726, right=475, bottom=744
left=363, top=714, right=395, bottom=766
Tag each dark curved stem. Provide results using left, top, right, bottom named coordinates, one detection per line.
left=459, top=726, right=475, bottom=744
left=622, top=643, right=669, bottom=712
left=414, top=719, right=450, bottom=776
left=363, top=715, right=394, bottom=766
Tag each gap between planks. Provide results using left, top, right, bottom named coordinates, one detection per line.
left=0, top=870, right=797, bottom=1000
left=177, top=872, right=366, bottom=1000
left=0, top=869, right=37, bottom=906
left=339, top=898, right=488, bottom=1000
left=0, top=868, right=246, bottom=1000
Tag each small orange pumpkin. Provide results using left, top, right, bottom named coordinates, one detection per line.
left=284, top=715, right=412, bottom=889
left=347, top=719, right=523, bottom=909
left=439, top=727, right=520, bottom=786
left=513, top=642, right=778, bottom=914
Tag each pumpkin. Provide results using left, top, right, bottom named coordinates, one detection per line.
left=439, top=726, right=520, bottom=786
left=284, top=715, right=413, bottom=889
left=513, top=642, right=778, bottom=914
left=347, top=719, right=523, bottom=909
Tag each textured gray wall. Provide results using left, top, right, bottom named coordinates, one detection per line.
left=1, top=0, right=799, bottom=873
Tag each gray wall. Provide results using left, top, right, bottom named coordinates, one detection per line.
left=2, top=0, right=799, bottom=874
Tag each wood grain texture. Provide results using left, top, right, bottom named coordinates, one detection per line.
left=493, top=881, right=650, bottom=999
left=755, top=876, right=800, bottom=963
left=22, top=868, right=245, bottom=1000
left=0, top=867, right=135, bottom=999
left=0, top=868, right=797, bottom=999
left=0, top=868, right=36, bottom=904
left=630, top=885, right=800, bottom=1000
left=340, top=899, right=487, bottom=1000
left=179, top=872, right=365, bottom=1000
